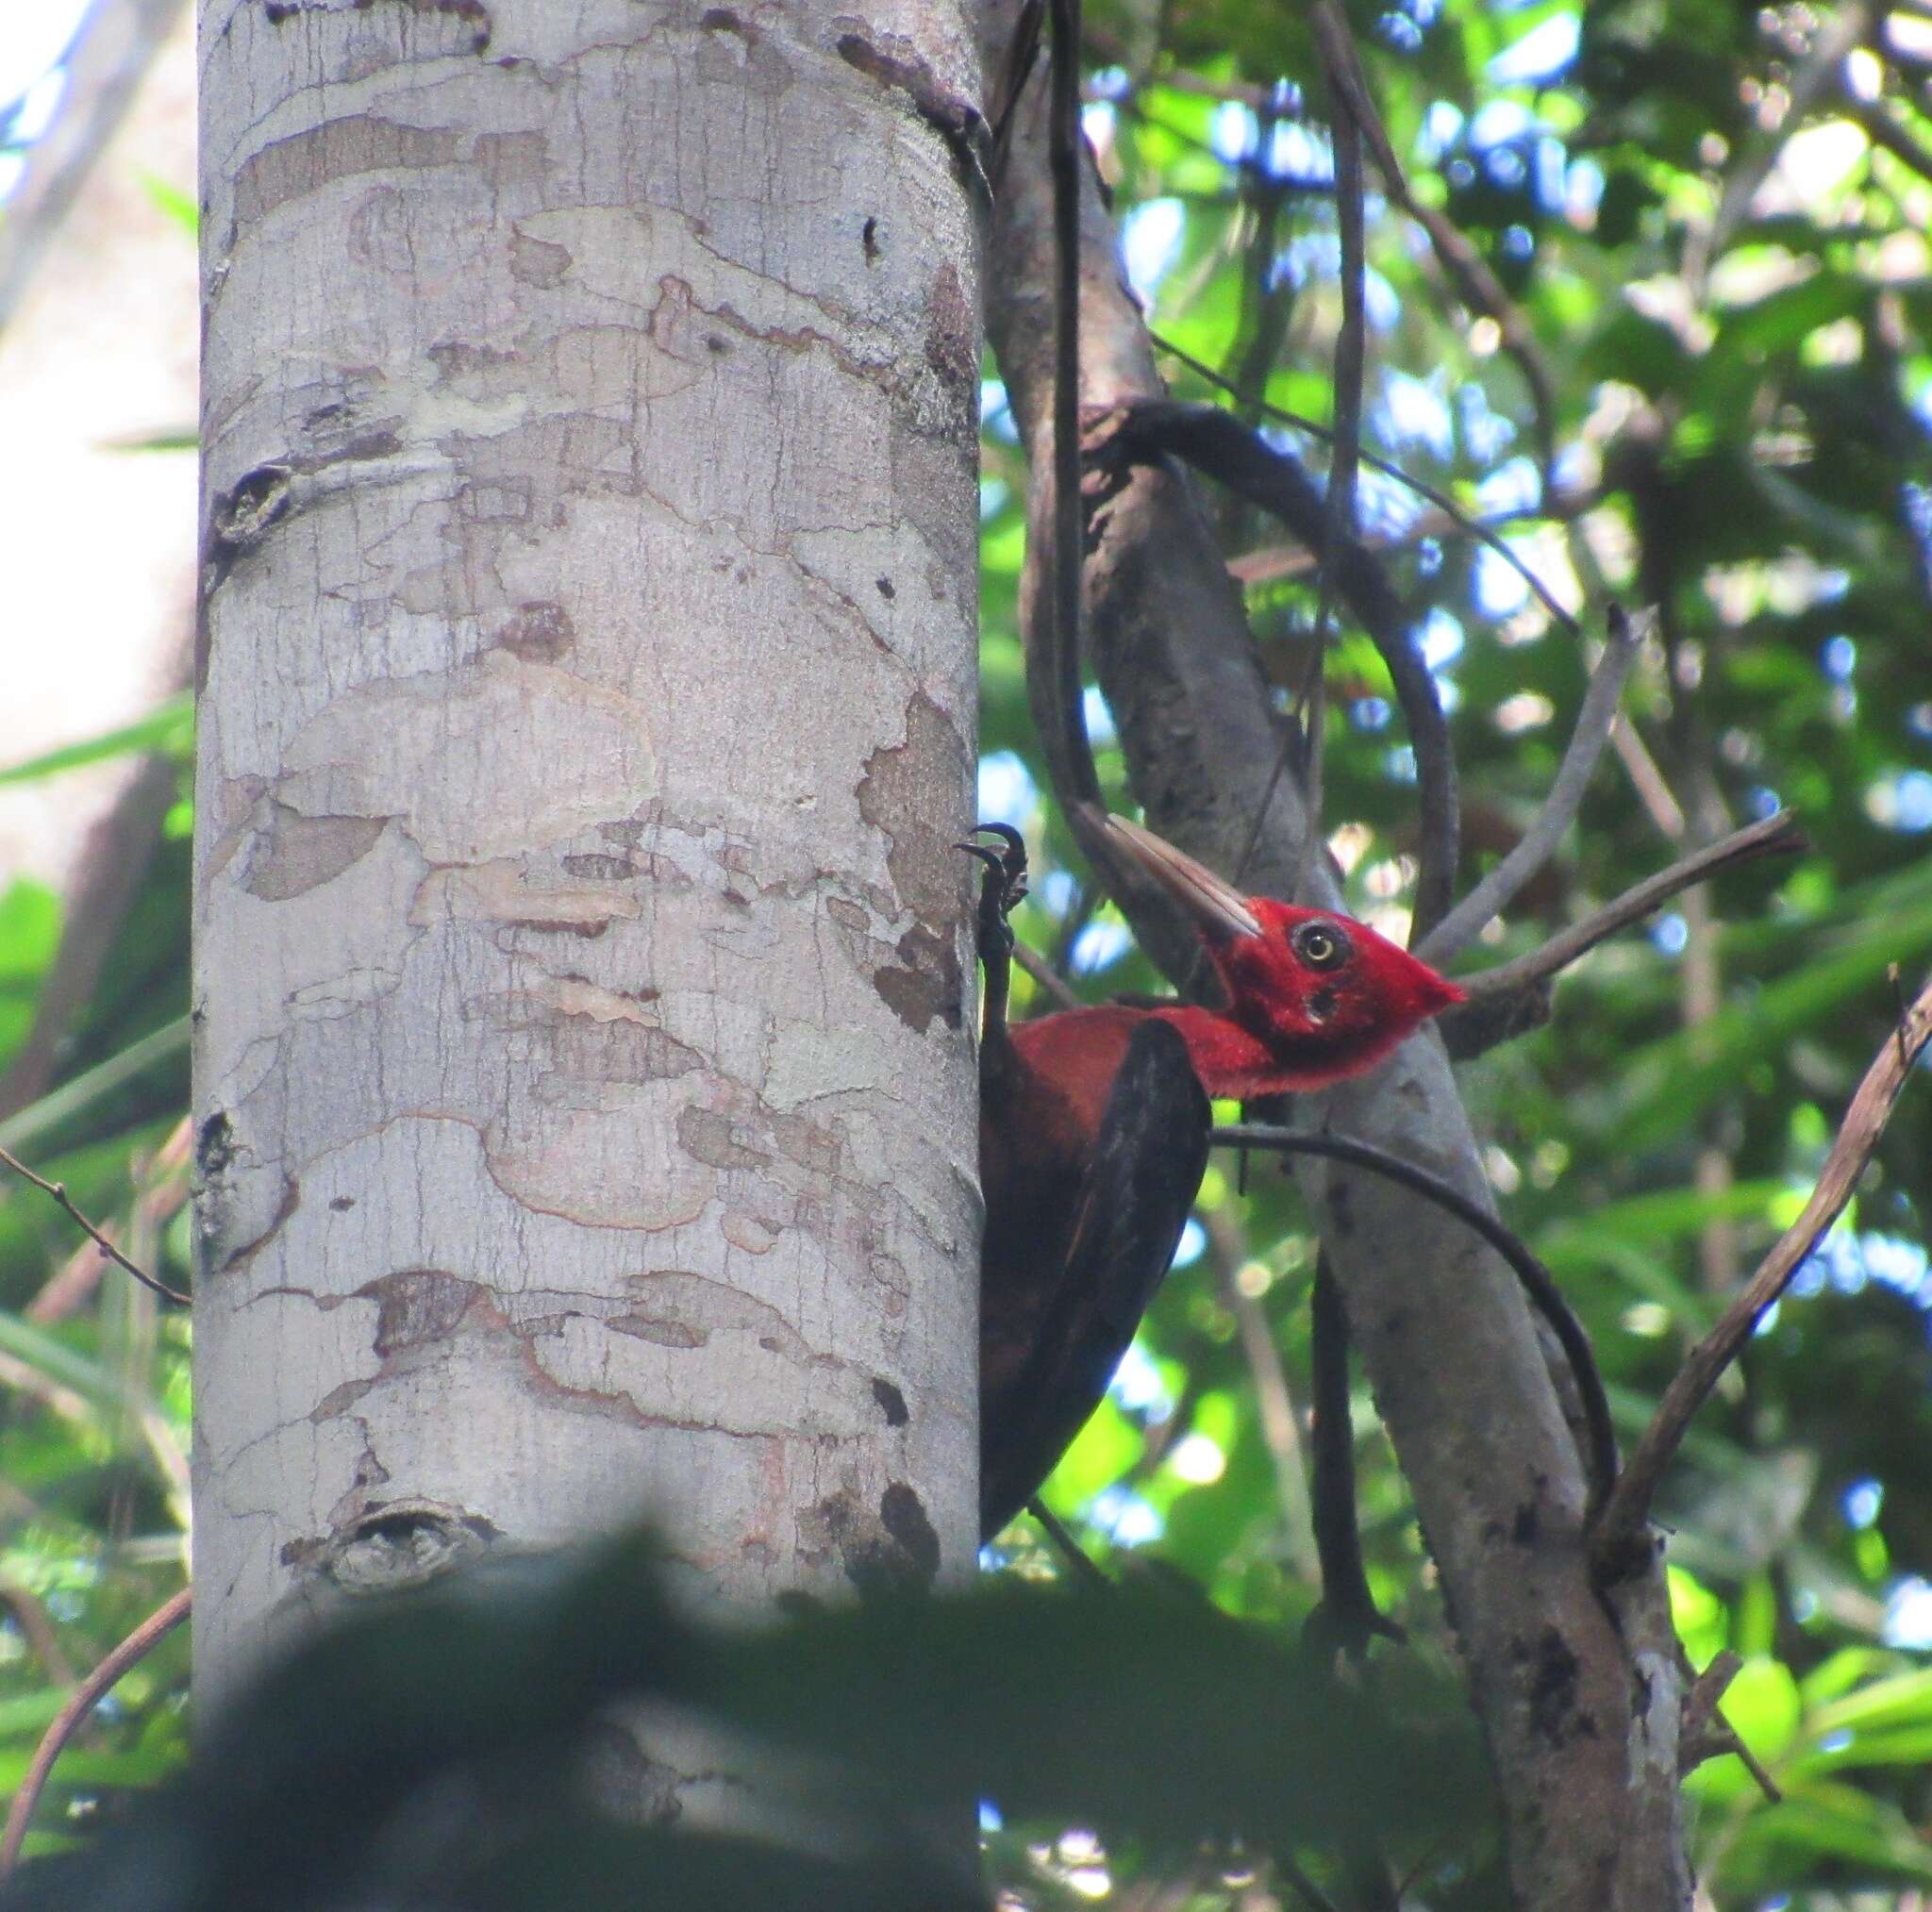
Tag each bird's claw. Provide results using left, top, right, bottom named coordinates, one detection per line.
left=957, top=823, right=1028, bottom=963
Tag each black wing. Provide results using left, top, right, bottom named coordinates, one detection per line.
left=980, top=1020, right=1210, bottom=1539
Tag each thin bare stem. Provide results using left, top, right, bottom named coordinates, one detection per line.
left=1027, top=1496, right=1109, bottom=1588
left=0, top=1145, right=189, bottom=1306
left=1594, top=971, right=1932, bottom=1575
left=1457, top=809, right=1807, bottom=1003
left=1012, top=939, right=1083, bottom=1011
left=1691, top=1, right=1874, bottom=287
left=1151, top=330, right=1582, bottom=638
left=1208, top=1207, right=1317, bottom=1577
left=1214, top=1125, right=1616, bottom=1509
left=1102, top=402, right=1457, bottom=926
left=0, top=1583, right=75, bottom=1689
left=0, top=1585, right=191, bottom=1873
left=1417, top=607, right=1647, bottom=966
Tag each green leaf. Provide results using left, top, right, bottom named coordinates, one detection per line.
left=0, top=694, right=193, bottom=788
left=139, top=172, right=197, bottom=237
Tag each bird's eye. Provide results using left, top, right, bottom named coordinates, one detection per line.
left=1291, top=921, right=1351, bottom=971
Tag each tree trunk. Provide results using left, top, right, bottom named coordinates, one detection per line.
left=977, top=8, right=1692, bottom=1906
left=194, top=0, right=984, bottom=1730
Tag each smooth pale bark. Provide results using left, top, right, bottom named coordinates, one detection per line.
left=978, top=8, right=1691, bottom=1906
left=195, top=0, right=983, bottom=1716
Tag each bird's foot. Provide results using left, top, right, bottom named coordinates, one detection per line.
left=957, top=823, right=1028, bottom=966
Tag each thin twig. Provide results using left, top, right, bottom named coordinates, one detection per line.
left=1214, top=1126, right=1616, bottom=1509
left=1208, top=1206, right=1318, bottom=1577
left=1403, top=200, right=1558, bottom=479
left=1678, top=1646, right=1783, bottom=1804
left=1855, top=99, right=1932, bottom=188
left=1027, top=1496, right=1109, bottom=1588
left=1012, top=939, right=1084, bottom=1011
left=0, top=1585, right=192, bottom=1873
left=1593, top=971, right=1932, bottom=1576
left=1306, top=1258, right=1398, bottom=1655
left=1456, top=809, right=1807, bottom=1003
left=0, top=1582, right=75, bottom=1689
left=30, top=1116, right=192, bottom=1324
left=991, top=0, right=1045, bottom=171
left=1416, top=607, right=1648, bottom=966
left=1278, top=1855, right=1345, bottom=1912
left=1690, top=1, right=1874, bottom=288
left=1152, top=329, right=1582, bottom=637
left=1289, top=46, right=1368, bottom=908
left=0, top=1145, right=189, bottom=1306
left=1608, top=717, right=1690, bottom=840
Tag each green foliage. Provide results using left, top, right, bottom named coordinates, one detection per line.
left=974, top=0, right=1932, bottom=1903
left=0, top=1528, right=1490, bottom=1911
left=0, top=700, right=192, bottom=1865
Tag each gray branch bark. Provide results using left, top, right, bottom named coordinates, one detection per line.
left=979, top=8, right=1691, bottom=1904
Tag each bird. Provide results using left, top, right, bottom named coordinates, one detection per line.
left=964, top=813, right=1465, bottom=1540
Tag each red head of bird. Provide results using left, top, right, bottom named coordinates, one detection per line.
left=1105, top=814, right=1466, bottom=1100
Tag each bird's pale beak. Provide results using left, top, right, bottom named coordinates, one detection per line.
left=1105, top=814, right=1263, bottom=941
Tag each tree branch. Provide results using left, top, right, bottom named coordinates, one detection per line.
left=1449, top=808, right=1807, bottom=1015
left=1097, top=400, right=1457, bottom=932
left=0, top=1585, right=191, bottom=1873
left=1416, top=608, right=1647, bottom=966
left=1593, top=970, right=1932, bottom=1577
left=0, top=1145, right=189, bottom=1306
left=1214, top=1126, right=1616, bottom=1510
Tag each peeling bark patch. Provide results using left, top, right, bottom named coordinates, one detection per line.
left=1525, top=1627, right=1586, bottom=1747
left=244, top=805, right=386, bottom=901
left=551, top=1021, right=701, bottom=1084
left=811, top=1483, right=940, bottom=1594
left=559, top=853, right=631, bottom=880
left=509, top=226, right=572, bottom=288
left=580, top=1721, right=683, bottom=1827
left=286, top=1499, right=500, bottom=1596
left=617, top=1271, right=811, bottom=1364
left=234, top=118, right=461, bottom=230
left=358, top=1268, right=482, bottom=1358
left=497, top=599, right=575, bottom=659
left=857, top=692, right=971, bottom=931
left=609, top=1312, right=707, bottom=1350
left=677, top=1106, right=769, bottom=1171
left=874, top=923, right=963, bottom=1033
left=722, top=1211, right=779, bottom=1254
left=878, top=1483, right=941, bottom=1587
left=196, top=1110, right=236, bottom=1181
left=923, top=263, right=977, bottom=426
left=832, top=32, right=990, bottom=200
left=871, top=1377, right=908, bottom=1426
